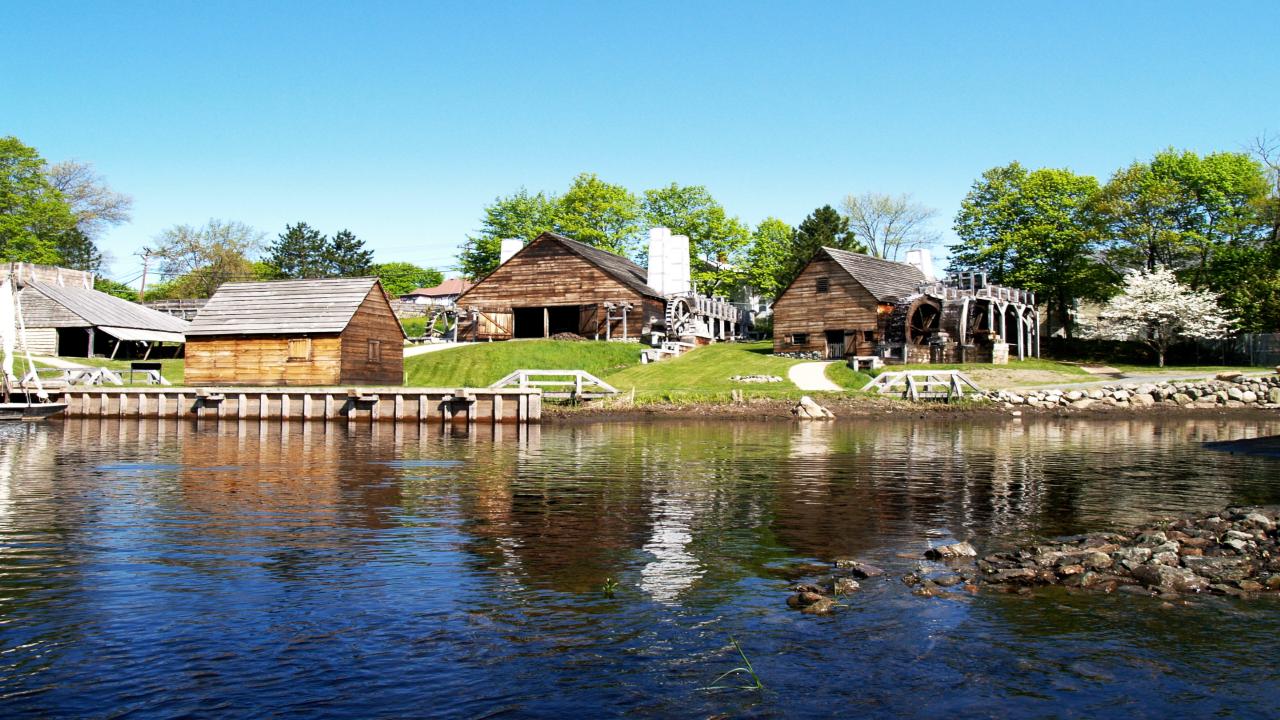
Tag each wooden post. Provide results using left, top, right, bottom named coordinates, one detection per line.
left=138, top=393, right=147, bottom=417
left=119, top=393, right=128, bottom=417
left=493, top=393, right=503, bottom=425
left=217, top=397, right=227, bottom=418
left=325, top=394, right=335, bottom=420
left=158, top=393, right=168, bottom=417
left=82, top=392, right=91, bottom=416
left=177, top=393, right=186, bottom=418
left=260, top=393, right=269, bottom=419
left=303, top=394, right=314, bottom=420
left=418, top=394, right=428, bottom=422
left=281, top=394, right=290, bottom=420
left=370, top=397, right=379, bottom=422
left=394, top=393, right=403, bottom=420
left=238, top=394, right=248, bottom=419
left=443, top=398, right=453, bottom=426
left=543, top=307, right=549, bottom=338
left=574, top=372, right=582, bottom=399
left=518, top=393, right=528, bottom=423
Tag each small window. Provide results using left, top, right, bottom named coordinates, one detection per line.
left=816, top=277, right=830, bottom=293
left=367, top=339, right=382, bottom=364
left=288, top=338, right=311, bottom=361
left=790, top=333, right=809, bottom=346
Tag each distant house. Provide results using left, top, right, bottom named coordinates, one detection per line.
left=17, top=282, right=190, bottom=358
left=184, top=277, right=405, bottom=387
left=400, top=278, right=474, bottom=306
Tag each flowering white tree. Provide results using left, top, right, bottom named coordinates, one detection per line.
left=1081, top=266, right=1234, bottom=367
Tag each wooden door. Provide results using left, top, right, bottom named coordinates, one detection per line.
left=825, top=330, right=846, bottom=359
left=579, top=304, right=599, bottom=337
left=478, top=310, right=513, bottom=339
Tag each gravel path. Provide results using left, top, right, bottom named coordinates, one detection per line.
left=788, top=361, right=843, bottom=391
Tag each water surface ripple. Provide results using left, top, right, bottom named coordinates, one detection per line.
left=0, top=416, right=1278, bottom=718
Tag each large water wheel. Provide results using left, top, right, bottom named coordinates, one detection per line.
left=903, top=297, right=942, bottom=345
left=665, top=297, right=695, bottom=337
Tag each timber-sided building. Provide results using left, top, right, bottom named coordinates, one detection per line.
left=184, top=277, right=405, bottom=386
left=456, top=232, right=667, bottom=342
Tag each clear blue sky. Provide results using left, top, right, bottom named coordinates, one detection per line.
left=4, top=1, right=1277, bottom=287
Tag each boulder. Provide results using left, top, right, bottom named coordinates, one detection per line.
left=792, top=396, right=835, bottom=420
left=1241, top=391, right=1258, bottom=404
left=1071, top=398, right=1095, bottom=409
left=800, top=597, right=835, bottom=614
left=850, top=564, right=885, bottom=578
left=1132, top=565, right=1209, bottom=592
left=1182, top=556, right=1254, bottom=583
left=786, top=591, right=826, bottom=608
left=1216, top=371, right=1245, bottom=382
left=1172, top=393, right=1192, bottom=405
left=925, top=541, right=977, bottom=559
left=1132, top=393, right=1155, bottom=406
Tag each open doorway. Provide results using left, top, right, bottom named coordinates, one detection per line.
left=512, top=306, right=581, bottom=338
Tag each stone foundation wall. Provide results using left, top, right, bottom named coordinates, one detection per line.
left=773, top=350, right=823, bottom=360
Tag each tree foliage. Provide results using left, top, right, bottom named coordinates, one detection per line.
left=152, top=219, right=266, bottom=298
left=457, top=188, right=559, bottom=279
left=1079, top=266, right=1233, bottom=366
left=326, top=229, right=374, bottom=277
left=45, top=159, right=133, bottom=241
left=372, top=262, right=444, bottom=296
left=776, top=205, right=866, bottom=292
left=0, top=136, right=77, bottom=264
left=841, top=192, right=940, bottom=261
left=555, top=172, right=641, bottom=256
left=744, top=217, right=795, bottom=298
left=265, top=223, right=373, bottom=279
left=641, top=183, right=751, bottom=293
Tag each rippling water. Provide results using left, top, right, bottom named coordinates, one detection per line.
left=1, top=416, right=1279, bottom=718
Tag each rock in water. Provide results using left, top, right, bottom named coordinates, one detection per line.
left=1132, top=565, right=1210, bottom=593
left=801, top=597, right=835, bottom=614
left=925, top=541, right=978, bottom=559
left=786, top=591, right=826, bottom=608
left=851, top=564, right=885, bottom=578
left=792, top=396, right=835, bottom=420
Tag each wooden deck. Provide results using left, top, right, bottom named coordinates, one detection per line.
left=47, top=386, right=542, bottom=425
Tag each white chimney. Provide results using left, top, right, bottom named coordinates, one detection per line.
left=647, top=227, right=669, bottom=294
left=904, top=249, right=936, bottom=282
left=667, top=234, right=691, bottom=295
left=499, top=238, right=523, bottom=266
left=648, top=227, right=692, bottom=296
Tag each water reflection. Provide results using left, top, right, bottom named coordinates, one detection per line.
left=0, top=416, right=1277, bottom=717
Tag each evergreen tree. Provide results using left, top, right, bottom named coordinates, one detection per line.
left=266, top=222, right=329, bottom=279
left=778, top=205, right=866, bottom=290
left=326, top=229, right=374, bottom=276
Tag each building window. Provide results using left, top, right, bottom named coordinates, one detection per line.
left=288, top=338, right=311, bottom=361
left=367, top=339, right=382, bottom=364
left=816, top=277, right=830, bottom=293
left=790, top=333, right=809, bottom=346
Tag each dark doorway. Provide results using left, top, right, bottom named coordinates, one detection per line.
left=825, top=330, right=846, bottom=359
left=513, top=306, right=583, bottom=339
left=56, top=327, right=91, bottom=357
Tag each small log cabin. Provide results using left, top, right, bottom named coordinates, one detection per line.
left=456, top=232, right=665, bottom=341
left=184, top=277, right=405, bottom=386
left=771, top=247, right=925, bottom=359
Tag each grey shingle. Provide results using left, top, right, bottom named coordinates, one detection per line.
left=187, top=277, right=381, bottom=336
left=26, top=283, right=191, bottom=333
left=821, top=247, right=924, bottom=302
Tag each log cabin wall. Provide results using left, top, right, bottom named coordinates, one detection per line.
left=458, top=236, right=653, bottom=340
left=184, top=334, right=344, bottom=386
left=339, top=287, right=407, bottom=385
left=771, top=256, right=879, bottom=356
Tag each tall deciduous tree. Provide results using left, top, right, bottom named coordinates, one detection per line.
left=840, top=192, right=940, bottom=261
left=45, top=159, right=133, bottom=240
left=744, top=217, right=794, bottom=297
left=372, top=262, right=444, bottom=296
left=0, top=136, right=76, bottom=264
left=457, top=188, right=559, bottom=279
left=153, top=219, right=266, bottom=298
left=951, top=163, right=1104, bottom=337
left=555, top=172, right=641, bottom=256
left=1080, top=266, right=1233, bottom=366
left=641, top=183, right=751, bottom=293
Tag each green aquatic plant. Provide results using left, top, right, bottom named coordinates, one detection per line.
left=703, top=636, right=765, bottom=692
left=602, top=577, right=619, bottom=597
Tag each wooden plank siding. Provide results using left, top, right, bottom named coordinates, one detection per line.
left=185, top=334, right=345, bottom=386
left=458, top=236, right=655, bottom=340
left=338, top=286, right=406, bottom=385
left=771, top=256, right=880, bottom=356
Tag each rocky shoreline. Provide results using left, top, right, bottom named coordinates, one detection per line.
left=786, top=505, right=1280, bottom=613
left=980, top=372, right=1280, bottom=410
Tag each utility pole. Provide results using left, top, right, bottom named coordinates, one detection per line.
left=136, top=248, right=155, bottom=302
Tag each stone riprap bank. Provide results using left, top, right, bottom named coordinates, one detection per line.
left=982, top=373, right=1280, bottom=409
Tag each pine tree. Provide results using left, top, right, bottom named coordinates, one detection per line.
left=266, top=222, right=329, bottom=279
left=327, top=229, right=373, bottom=276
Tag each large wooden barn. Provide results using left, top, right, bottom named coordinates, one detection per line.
left=772, top=247, right=1040, bottom=364
left=456, top=232, right=668, bottom=341
left=184, top=277, right=405, bottom=386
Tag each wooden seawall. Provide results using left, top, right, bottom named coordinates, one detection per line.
left=48, top=386, right=542, bottom=424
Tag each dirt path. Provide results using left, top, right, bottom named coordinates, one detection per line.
left=788, top=362, right=842, bottom=391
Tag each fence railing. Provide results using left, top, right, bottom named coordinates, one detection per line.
left=1196, top=334, right=1280, bottom=367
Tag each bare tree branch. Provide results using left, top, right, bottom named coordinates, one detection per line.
left=45, top=159, right=134, bottom=238
left=840, top=192, right=941, bottom=261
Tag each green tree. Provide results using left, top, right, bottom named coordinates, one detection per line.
left=951, top=163, right=1104, bottom=337
left=457, top=188, right=559, bottom=279
left=841, top=191, right=940, bottom=261
left=554, top=172, right=640, bottom=256
left=93, top=276, right=139, bottom=300
left=0, top=136, right=76, bottom=263
left=744, top=217, right=794, bottom=297
left=641, top=183, right=751, bottom=293
left=266, top=222, right=330, bottom=279
left=153, top=219, right=266, bottom=298
left=778, top=205, right=866, bottom=290
left=55, top=228, right=106, bottom=273
left=372, top=262, right=444, bottom=296
left=326, top=229, right=374, bottom=276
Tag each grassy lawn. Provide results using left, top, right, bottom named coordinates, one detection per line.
left=405, top=339, right=645, bottom=387
left=607, top=341, right=820, bottom=401
left=825, top=362, right=874, bottom=390
left=29, top=357, right=186, bottom=386
left=1108, top=364, right=1261, bottom=376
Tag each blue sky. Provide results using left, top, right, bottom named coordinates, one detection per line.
left=4, top=1, right=1277, bottom=286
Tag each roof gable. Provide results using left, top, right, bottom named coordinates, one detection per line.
left=26, top=283, right=191, bottom=333
left=187, top=277, right=383, bottom=336
left=461, top=232, right=663, bottom=301
left=817, top=247, right=925, bottom=302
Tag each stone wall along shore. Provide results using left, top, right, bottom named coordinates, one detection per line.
left=982, top=372, right=1280, bottom=409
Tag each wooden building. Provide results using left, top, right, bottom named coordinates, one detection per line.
left=184, top=277, right=405, bottom=386
left=18, top=282, right=190, bottom=357
left=772, top=247, right=925, bottom=359
left=456, top=232, right=667, bottom=341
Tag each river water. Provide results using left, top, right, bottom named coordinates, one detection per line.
left=1, top=416, right=1279, bottom=718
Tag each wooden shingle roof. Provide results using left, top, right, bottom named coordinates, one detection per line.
left=821, top=247, right=925, bottom=302
left=186, top=277, right=381, bottom=336
left=26, top=283, right=191, bottom=333
left=537, top=233, right=663, bottom=299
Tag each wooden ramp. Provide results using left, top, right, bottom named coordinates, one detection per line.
left=861, top=370, right=983, bottom=402
left=489, top=369, right=618, bottom=399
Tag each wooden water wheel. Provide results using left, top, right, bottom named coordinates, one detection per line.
left=903, top=297, right=942, bottom=345
left=665, top=297, right=695, bottom=337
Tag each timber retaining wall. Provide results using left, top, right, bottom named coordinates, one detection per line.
left=48, top=387, right=542, bottom=424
